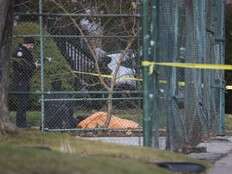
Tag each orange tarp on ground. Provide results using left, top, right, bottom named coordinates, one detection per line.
left=77, top=112, right=139, bottom=129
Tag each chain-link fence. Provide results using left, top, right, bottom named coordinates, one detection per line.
left=9, top=0, right=143, bottom=141
left=9, top=0, right=226, bottom=150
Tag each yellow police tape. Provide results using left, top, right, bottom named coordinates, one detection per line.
left=72, top=60, right=232, bottom=91
left=141, top=60, right=232, bottom=90
left=72, top=70, right=143, bottom=81
left=142, top=60, right=232, bottom=74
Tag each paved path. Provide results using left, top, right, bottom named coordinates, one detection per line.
left=189, top=137, right=232, bottom=161
left=209, top=152, right=232, bottom=174
left=189, top=137, right=232, bottom=174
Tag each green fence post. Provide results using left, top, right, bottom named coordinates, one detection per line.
left=39, top=0, right=45, bottom=131
left=142, top=0, right=153, bottom=147
left=217, top=0, right=225, bottom=135
left=151, top=0, right=159, bottom=148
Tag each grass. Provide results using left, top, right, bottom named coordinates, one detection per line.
left=0, top=145, right=166, bottom=174
left=0, top=130, right=210, bottom=174
left=9, top=111, right=41, bottom=127
left=225, top=114, right=232, bottom=132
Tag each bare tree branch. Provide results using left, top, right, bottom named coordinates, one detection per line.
left=52, top=0, right=137, bottom=128
left=52, top=0, right=110, bottom=91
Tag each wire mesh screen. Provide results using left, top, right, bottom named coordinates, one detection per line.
left=152, top=0, right=225, bottom=151
left=10, top=0, right=143, bottom=141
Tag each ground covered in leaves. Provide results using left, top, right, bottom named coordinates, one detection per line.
left=0, top=130, right=209, bottom=174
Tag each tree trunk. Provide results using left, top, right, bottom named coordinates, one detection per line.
left=105, top=90, right=113, bottom=127
left=0, top=0, right=15, bottom=134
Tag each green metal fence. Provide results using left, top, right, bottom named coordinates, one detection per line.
left=9, top=0, right=226, bottom=150
left=142, top=0, right=225, bottom=150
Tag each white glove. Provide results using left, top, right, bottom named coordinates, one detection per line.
left=35, top=61, right=41, bottom=68
left=47, top=57, right=52, bottom=62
